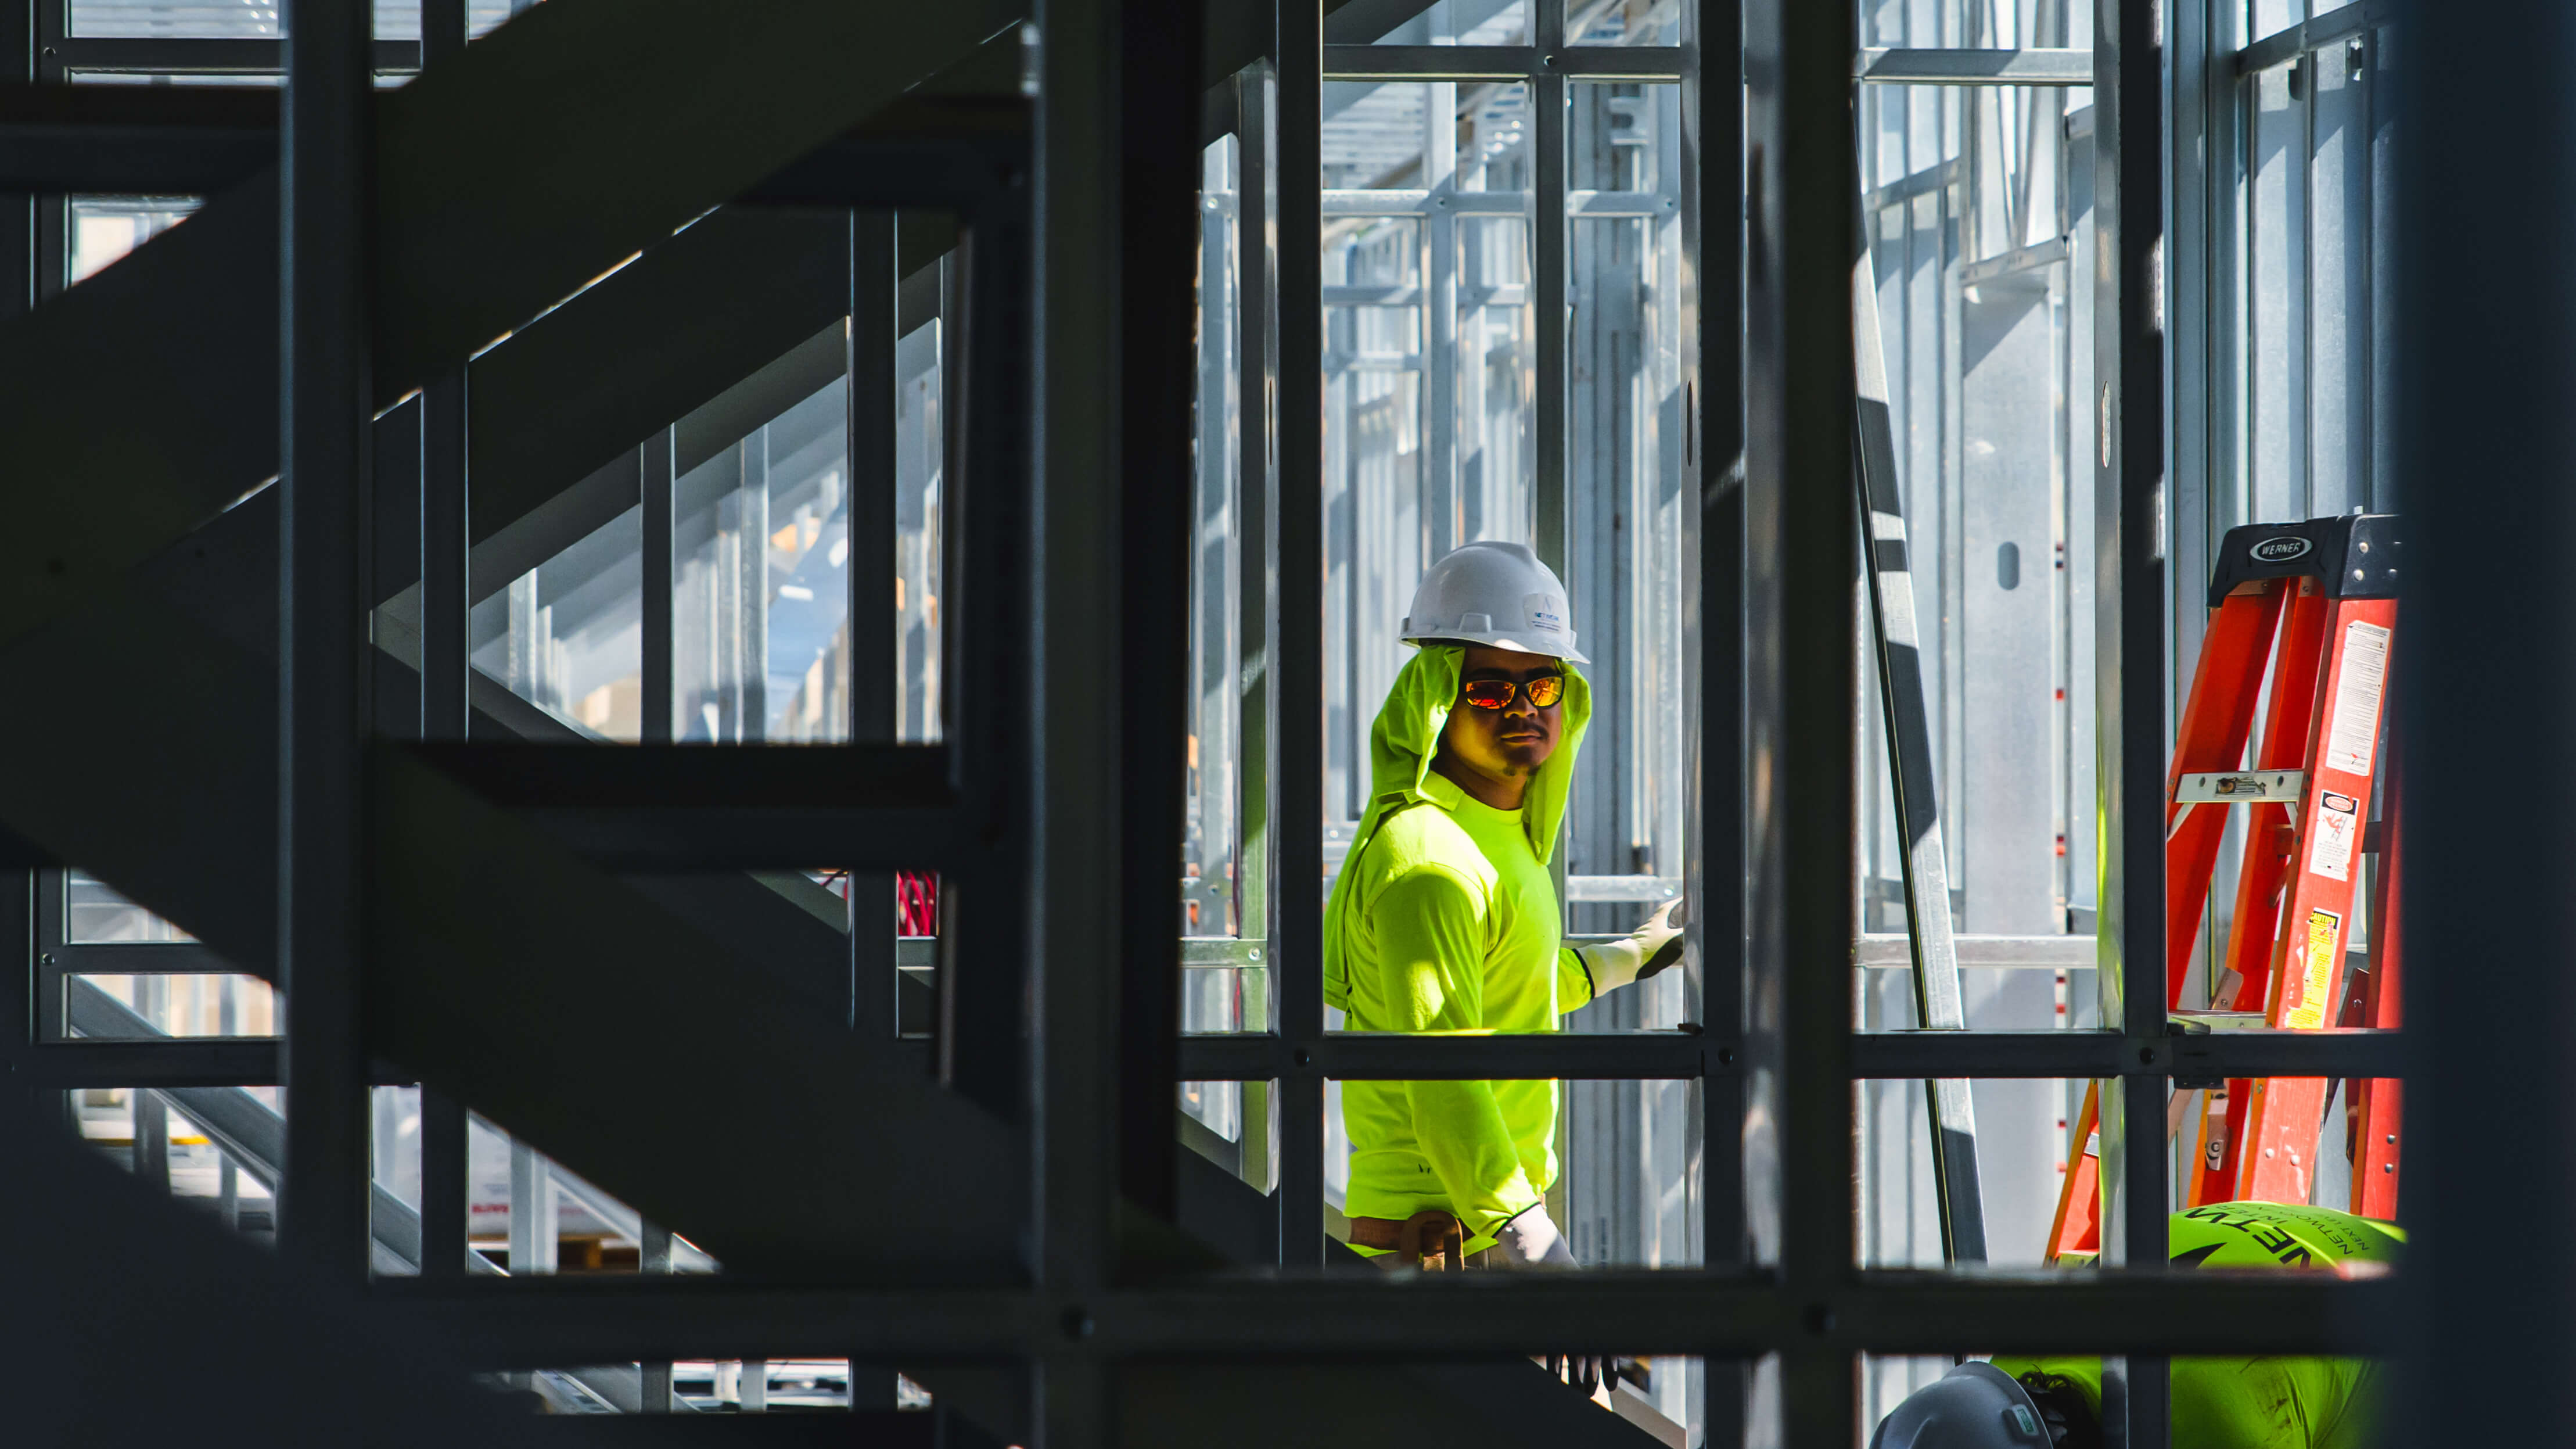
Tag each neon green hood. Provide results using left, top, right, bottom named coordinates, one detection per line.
left=1321, top=645, right=1591, bottom=1009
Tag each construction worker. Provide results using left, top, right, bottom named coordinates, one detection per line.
left=1323, top=541, right=1683, bottom=1269
left=1870, top=1200, right=2401, bottom=1449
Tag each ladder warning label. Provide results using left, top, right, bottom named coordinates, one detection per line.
left=2309, top=790, right=2361, bottom=882
left=2284, top=908, right=2344, bottom=1030
left=2324, top=621, right=2392, bottom=775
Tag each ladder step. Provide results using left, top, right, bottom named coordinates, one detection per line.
left=2174, top=769, right=2305, bottom=804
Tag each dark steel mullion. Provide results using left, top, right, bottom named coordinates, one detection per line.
left=2, top=0, right=31, bottom=321
left=1273, top=0, right=1328, bottom=1271
left=1232, top=62, right=1282, bottom=1218
left=2294, top=48, right=2312, bottom=517
left=944, top=191, right=1036, bottom=1115
left=2352, top=30, right=2372, bottom=510
left=2097, top=0, right=2172, bottom=1441
left=1322, top=45, right=1687, bottom=80
left=31, top=870, right=64, bottom=1043
left=1691, top=0, right=1749, bottom=1429
left=378, top=1269, right=2395, bottom=1362
left=1744, top=0, right=1858, bottom=1437
left=848, top=210, right=900, bottom=1046
left=640, top=428, right=676, bottom=744
left=276, top=0, right=374, bottom=1281
left=1235, top=63, right=1276, bottom=987
left=421, top=371, right=468, bottom=741
left=2405, top=2, right=2568, bottom=1438
left=46, top=37, right=422, bottom=72
left=1181, top=1031, right=1712, bottom=1079
left=12, top=1040, right=281, bottom=1088
left=413, top=89, right=469, bottom=1286
left=1533, top=5, right=1569, bottom=570
left=41, top=941, right=233, bottom=975
left=1, top=874, right=28, bottom=1106
left=31, top=0, right=62, bottom=306
left=422, top=0, right=466, bottom=66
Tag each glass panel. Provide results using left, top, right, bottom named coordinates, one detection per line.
left=1323, top=80, right=1433, bottom=192
left=1185, top=134, right=1245, bottom=938
left=71, top=974, right=276, bottom=1036
left=68, top=196, right=199, bottom=286
left=2250, top=0, right=2298, bottom=46
left=69, top=0, right=519, bottom=38
left=472, top=504, right=645, bottom=738
left=1857, top=1050, right=2086, bottom=1272
left=2366, top=29, right=2395, bottom=511
left=671, top=376, right=852, bottom=743
left=2248, top=61, right=2301, bottom=522
left=2308, top=40, right=2369, bottom=516
left=1343, top=0, right=1528, bottom=46
left=1562, top=81, right=1682, bottom=933
left=72, top=1085, right=281, bottom=1234
left=1449, top=82, right=1536, bottom=558
left=468, top=1111, right=717, bottom=1274
left=69, top=0, right=285, bottom=38
left=64, top=869, right=197, bottom=942
left=1570, top=0, right=1674, bottom=46
left=896, top=313, right=945, bottom=743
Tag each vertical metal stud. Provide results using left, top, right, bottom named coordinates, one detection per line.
left=279, top=0, right=376, bottom=1282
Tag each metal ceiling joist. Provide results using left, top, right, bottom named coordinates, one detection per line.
left=0, top=0, right=1017, bottom=651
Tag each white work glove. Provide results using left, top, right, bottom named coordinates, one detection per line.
left=1573, top=899, right=1685, bottom=995
left=1491, top=1204, right=1577, bottom=1268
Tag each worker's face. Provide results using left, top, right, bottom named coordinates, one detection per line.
left=1439, top=646, right=1566, bottom=783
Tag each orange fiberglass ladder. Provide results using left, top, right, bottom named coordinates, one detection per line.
left=2046, top=513, right=2403, bottom=1260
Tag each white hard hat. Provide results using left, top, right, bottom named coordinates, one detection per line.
left=1400, top=541, right=1588, bottom=664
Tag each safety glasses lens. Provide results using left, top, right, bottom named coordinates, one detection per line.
left=1460, top=676, right=1565, bottom=710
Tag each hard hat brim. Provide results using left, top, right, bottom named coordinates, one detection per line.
left=1402, top=631, right=1589, bottom=666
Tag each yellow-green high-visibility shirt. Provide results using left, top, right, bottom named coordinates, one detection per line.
left=1993, top=1201, right=2401, bottom=1448
left=1335, top=769, right=1595, bottom=1244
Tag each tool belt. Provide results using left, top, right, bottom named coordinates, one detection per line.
left=1350, top=1210, right=1488, bottom=1270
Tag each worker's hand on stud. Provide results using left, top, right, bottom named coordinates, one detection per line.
left=1491, top=1204, right=1578, bottom=1268
left=1575, top=899, right=1686, bottom=995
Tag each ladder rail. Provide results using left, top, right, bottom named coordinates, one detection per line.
left=1853, top=189, right=1986, bottom=1265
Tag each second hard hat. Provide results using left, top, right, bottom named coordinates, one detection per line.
left=1400, top=541, right=1588, bottom=664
